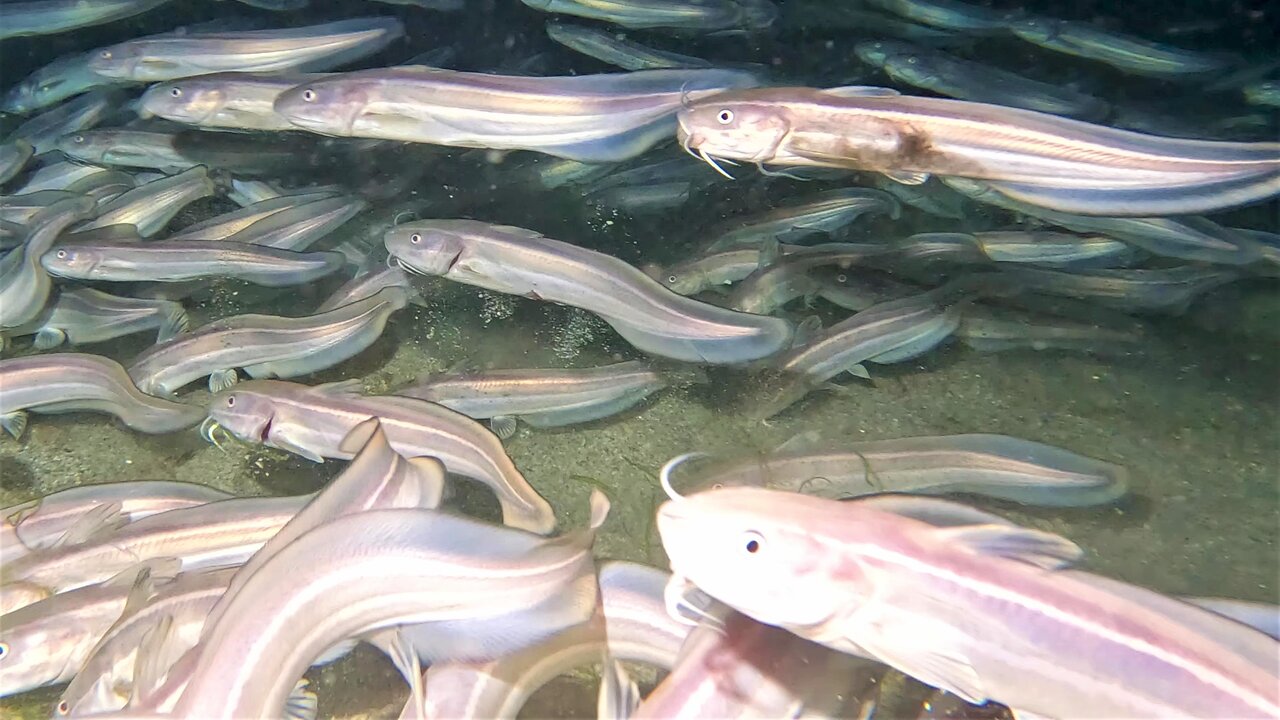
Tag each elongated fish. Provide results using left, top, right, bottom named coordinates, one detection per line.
left=88, top=18, right=406, bottom=82
left=0, top=196, right=95, bottom=330
left=705, top=188, right=901, bottom=252
left=386, top=219, right=793, bottom=363
left=669, top=433, right=1128, bottom=506
left=139, top=73, right=334, bottom=131
left=273, top=67, right=759, bottom=162
left=203, top=379, right=556, bottom=533
left=8, top=89, right=119, bottom=155
left=397, top=361, right=682, bottom=439
left=653, top=247, right=768, bottom=296
left=217, top=193, right=366, bottom=251
left=676, top=86, right=1280, bottom=216
left=657, top=488, right=1280, bottom=719
left=545, top=22, right=713, bottom=71
left=1010, top=17, right=1238, bottom=78
left=0, top=141, right=34, bottom=185
left=859, top=0, right=1008, bottom=33
left=11, top=161, right=134, bottom=196
left=316, top=265, right=419, bottom=313
left=0, top=0, right=170, bottom=40
left=895, top=230, right=1138, bottom=268
left=957, top=305, right=1144, bottom=355
left=1001, top=264, right=1241, bottom=313
left=40, top=239, right=344, bottom=286
left=128, top=287, right=407, bottom=396
left=167, top=191, right=338, bottom=242
left=74, top=166, right=217, bottom=238
left=6, top=287, right=189, bottom=350
left=0, top=353, right=204, bottom=438
left=521, top=0, right=776, bottom=32
left=2, top=51, right=132, bottom=115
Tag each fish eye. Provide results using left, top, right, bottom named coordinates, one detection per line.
left=836, top=273, right=848, bottom=282
left=0, top=641, right=8, bottom=658
left=99, top=50, right=111, bottom=59
left=410, top=233, right=422, bottom=244
left=667, top=275, right=678, bottom=284
left=55, top=250, right=68, bottom=259
left=71, top=135, right=84, bottom=144
left=717, top=109, right=734, bottom=125
left=226, top=396, right=236, bottom=407
left=302, top=89, right=317, bottom=102
left=169, top=87, right=182, bottom=98
left=742, top=530, right=764, bottom=555
left=57, top=701, right=68, bottom=715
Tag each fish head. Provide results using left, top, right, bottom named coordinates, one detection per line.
left=0, top=607, right=80, bottom=694
left=2, top=80, right=38, bottom=114
left=383, top=222, right=466, bottom=277
left=1008, top=17, right=1061, bottom=43
left=274, top=81, right=369, bottom=136
left=207, top=386, right=278, bottom=447
left=656, top=488, right=856, bottom=630
left=676, top=101, right=790, bottom=166
left=86, top=43, right=140, bottom=81
left=852, top=40, right=907, bottom=68
left=40, top=245, right=101, bottom=278
left=139, top=81, right=223, bottom=125
left=55, top=132, right=107, bottom=164
left=883, top=55, right=938, bottom=90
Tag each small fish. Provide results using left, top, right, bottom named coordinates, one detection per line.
left=705, top=188, right=901, bottom=252
left=397, top=361, right=687, bottom=439
left=521, top=0, right=777, bottom=32
left=41, top=238, right=345, bottom=287
left=167, top=191, right=338, bottom=242
left=8, top=89, right=119, bottom=155
left=88, top=18, right=406, bottom=82
left=0, top=189, right=80, bottom=226
left=0, top=196, right=96, bottom=330
left=677, top=87, right=1280, bottom=217
left=811, top=266, right=917, bottom=312
left=11, top=161, right=135, bottom=196
left=1002, top=264, right=1242, bottom=314
left=6, top=287, right=190, bottom=350
left=654, top=246, right=769, bottom=296
left=74, top=166, right=217, bottom=238
left=216, top=193, right=367, bottom=251
left=1010, top=16, right=1239, bottom=78
left=0, top=140, right=34, bottom=186
left=386, top=219, right=795, bottom=364
left=956, top=305, right=1144, bottom=356
left=895, top=230, right=1139, bottom=269
left=0, top=353, right=204, bottom=439
left=204, top=379, right=556, bottom=534
left=56, top=128, right=344, bottom=176
left=316, top=265, right=420, bottom=313
left=728, top=242, right=888, bottom=315
left=0, top=0, right=171, bottom=40
left=858, top=0, right=1009, bottom=33
left=545, top=22, right=714, bottom=71
left=139, top=73, right=334, bottom=131
left=657, top=488, right=1280, bottom=719
left=127, top=287, right=408, bottom=396
left=2, top=51, right=133, bottom=115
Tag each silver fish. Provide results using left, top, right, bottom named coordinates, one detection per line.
left=0, top=140, right=34, bottom=186
left=705, top=188, right=901, bottom=252
left=812, top=266, right=917, bottom=312
left=273, top=67, right=760, bottom=163
left=204, top=379, right=556, bottom=534
left=1002, top=264, right=1242, bottom=314
left=728, top=242, right=887, bottom=315
left=55, top=129, right=200, bottom=173
left=859, top=0, right=1009, bottom=33
left=74, top=166, right=217, bottom=238
left=668, top=433, right=1129, bottom=507
left=127, top=286, right=407, bottom=396
left=8, top=89, right=119, bottom=155
left=139, top=73, right=334, bottom=131
left=217, top=193, right=367, bottom=251
left=40, top=238, right=345, bottom=286
left=545, top=22, right=713, bottom=71
left=2, top=51, right=131, bottom=115
left=167, top=191, right=338, bottom=242
left=657, top=488, right=1280, bottom=719
left=11, top=161, right=134, bottom=196
left=654, top=246, right=767, bottom=296
left=956, top=305, right=1144, bottom=356
left=677, top=87, right=1280, bottom=217
left=0, top=196, right=96, bottom=330
left=521, top=0, right=777, bottom=32
left=55, top=128, right=335, bottom=176
left=386, top=219, right=794, bottom=364
left=397, top=361, right=685, bottom=439
left=88, top=18, right=406, bottom=82
left=2, top=481, right=230, bottom=556
left=316, top=265, right=419, bottom=313
left=1010, top=16, right=1239, bottom=78
left=0, top=353, right=203, bottom=438
left=873, top=175, right=968, bottom=219
left=0, top=189, right=81, bottom=226
left=0, top=0, right=171, bottom=40
left=148, top=497, right=605, bottom=719
left=6, top=287, right=189, bottom=350
left=896, top=230, right=1139, bottom=268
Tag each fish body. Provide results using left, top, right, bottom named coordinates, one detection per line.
left=2, top=51, right=131, bottom=114
left=75, top=166, right=217, bottom=238
left=6, top=287, right=189, bottom=350
left=0, top=0, right=170, bottom=39
left=859, top=0, right=1008, bottom=32
left=0, top=196, right=95, bottom=330
left=657, top=488, right=1280, bottom=719
left=139, top=73, right=333, bottom=131
left=545, top=22, right=713, bottom=70
left=41, top=239, right=345, bottom=286
left=1010, top=17, right=1239, bottom=78
left=1003, top=265, right=1241, bottom=313
left=317, top=266, right=419, bottom=313
left=273, top=67, right=759, bottom=162
left=88, top=18, right=406, bottom=82
left=386, top=219, right=794, bottom=364
left=677, top=87, right=1280, bottom=216
left=706, top=188, right=901, bottom=251
left=205, top=379, right=555, bottom=533
left=657, top=247, right=765, bottom=295
left=8, top=89, right=119, bottom=155
left=217, top=193, right=367, bottom=251
left=521, top=0, right=776, bottom=32
left=0, top=140, right=34, bottom=186
left=127, top=287, right=407, bottom=395
left=728, top=242, right=887, bottom=315
left=957, top=305, right=1143, bottom=355
left=168, top=191, right=339, bottom=242
left=12, top=161, right=132, bottom=196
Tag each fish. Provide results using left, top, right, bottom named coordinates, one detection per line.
left=5, top=287, right=190, bottom=350
left=667, top=433, right=1129, bottom=507
left=396, top=361, right=687, bottom=439
left=653, top=246, right=769, bottom=296
left=55, top=128, right=345, bottom=176
left=2, top=480, right=231, bottom=557
left=0, top=140, right=34, bottom=186
left=656, top=488, right=1280, bottom=719
left=1000, top=264, right=1242, bottom=314
left=166, top=191, right=338, bottom=242
left=40, top=238, right=345, bottom=286
left=139, top=73, right=334, bottom=131
left=1, top=494, right=307, bottom=601
left=895, top=230, right=1140, bottom=269
left=203, top=379, right=556, bottom=534
left=74, top=166, right=217, bottom=238
left=11, top=161, right=135, bottom=196
left=856, top=40, right=1110, bottom=120
left=88, top=18, right=406, bottom=82
left=215, top=193, right=367, bottom=251
left=873, top=175, right=968, bottom=218
left=1244, top=80, right=1280, bottom=108
left=956, top=305, right=1145, bottom=355
left=676, top=86, right=1280, bottom=217
left=142, top=496, right=605, bottom=719
left=545, top=22, right=713, bottom=71
left=1009, top=16, right=1239, bottom=78
left=316, top=265, right=420, bottom=313
left=858, top=0, right=1009, bottom=33
left=127, top=287, right=408, bottom=396
left=420, top=561, right=690, bottom=720
left=520, top=0, right=777, bottom=32
left=0, top=189, right=80, bottom=226
left=2, top=51, right=133, bottom=115
left=0, top=353, right=204, bottom=439
left=7, top=89, right=119, bottom=155
left=811, top=266, right=917, bottom=312
left=0, top=196, right=96, bottom=331
left=0, top=0, right=171, bottom=40
left=386, top=219, right=794, bottom=364
left=272, top=67, right=760, bottom=163
left=705, top=188, right=901, bottom=252
left=728, top=242, right=888, bottom=315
